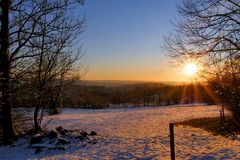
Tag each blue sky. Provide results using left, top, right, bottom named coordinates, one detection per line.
left=78, top=0, right=185, bottom=81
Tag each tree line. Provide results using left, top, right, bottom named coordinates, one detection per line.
left=53, top=83, right=216, bottom=109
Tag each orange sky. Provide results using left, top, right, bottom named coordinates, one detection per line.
left=86, top=59, right=190, bottom=82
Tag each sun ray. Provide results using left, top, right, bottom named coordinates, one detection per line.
left=201, top=84, right=221, bottom=104
left=180, top=85, right=188, bottom=104
left=193, top=84, right=202, bottom=103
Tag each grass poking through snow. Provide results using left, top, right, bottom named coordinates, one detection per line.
left=176, top=116, right=240, bottom=137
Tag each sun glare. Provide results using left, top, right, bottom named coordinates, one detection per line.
left=184, top=63, right=197, bottom=76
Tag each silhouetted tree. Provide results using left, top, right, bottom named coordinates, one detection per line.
left=0, top=0, right=85, bottom=141
left=0, top=0, right=15, bottom=144
left=165, top=0, right=240, bottom=121
left=17, top=1, right=85, bottom=133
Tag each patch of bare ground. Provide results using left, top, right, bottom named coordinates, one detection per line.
left=176, top=116, right=240, bottom=137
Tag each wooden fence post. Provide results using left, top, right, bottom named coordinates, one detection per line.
left=220, top=110, right=223, bottom=127
left=222, top=105, right=225, bottom=122
left=169, top=123, right=175, bottom=160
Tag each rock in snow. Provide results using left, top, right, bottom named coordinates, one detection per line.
left=57, top=137, right=69, bottom=145
left=30, top=134, right=43, bottom=146
left=28, top=127, right=98, bottom=154
left=90, top=131, right=97, bottom=136
left=80, top=131, right=88, bottom=137
left=46, top=130, right=58, bottom=139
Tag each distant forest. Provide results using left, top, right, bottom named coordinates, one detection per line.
left=12, top=82, right=218, bottom=109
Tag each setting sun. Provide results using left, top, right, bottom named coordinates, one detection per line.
left=184, top=63, right=197, bottom=76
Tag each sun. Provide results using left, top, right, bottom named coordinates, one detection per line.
left=184, top=63, right=197, bottom=76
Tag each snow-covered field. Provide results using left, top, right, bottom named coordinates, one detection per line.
left=0, top=105, right=240, bottom=160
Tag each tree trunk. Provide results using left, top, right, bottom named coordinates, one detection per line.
left=33, top=106, right=40, bottom=133
left=1, top=55, right=14, bottom=143
left=34, top=90, right=43, bottom=133
left=0, top=0, right=15, bottom=143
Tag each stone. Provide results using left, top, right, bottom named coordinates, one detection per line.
left=191, top=134, right=197, bottom=137
left=57, top=137, right=69, bottom=145
left=56, top=126, right=68, bottom=136
left=63, top=129, right=69, bottom=133
left=90, top=131, right=97, bottom=136
left=80, top=131, right=88, bottom=137
left=56, top=126, right=63, bottom=132
left=30, top=134, right=43, bottom=146
left=76, top=135, right=84, bottom=140
left=46, top=130, right=58, bottom=139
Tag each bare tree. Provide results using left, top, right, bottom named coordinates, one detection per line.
left=0, top=0, right=85, bottom=142
left=0, top=0, right=15, bottom=144
left=164, top=0, right=240, bottom=121
left=28, top=9, right=85, bottom=132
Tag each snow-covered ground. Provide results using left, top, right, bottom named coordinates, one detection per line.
left=0, top=105, right=240, bottom=160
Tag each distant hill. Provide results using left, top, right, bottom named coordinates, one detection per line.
left=73, top=80, right=188, bottom=88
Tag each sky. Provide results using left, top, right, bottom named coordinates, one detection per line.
left=78, top=0, right=187, bottom=82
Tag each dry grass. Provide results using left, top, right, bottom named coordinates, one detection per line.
left=176, top=116, right=240, bottom=136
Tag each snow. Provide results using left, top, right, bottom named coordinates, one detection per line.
left=0, top=105, right=240, bottom=159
